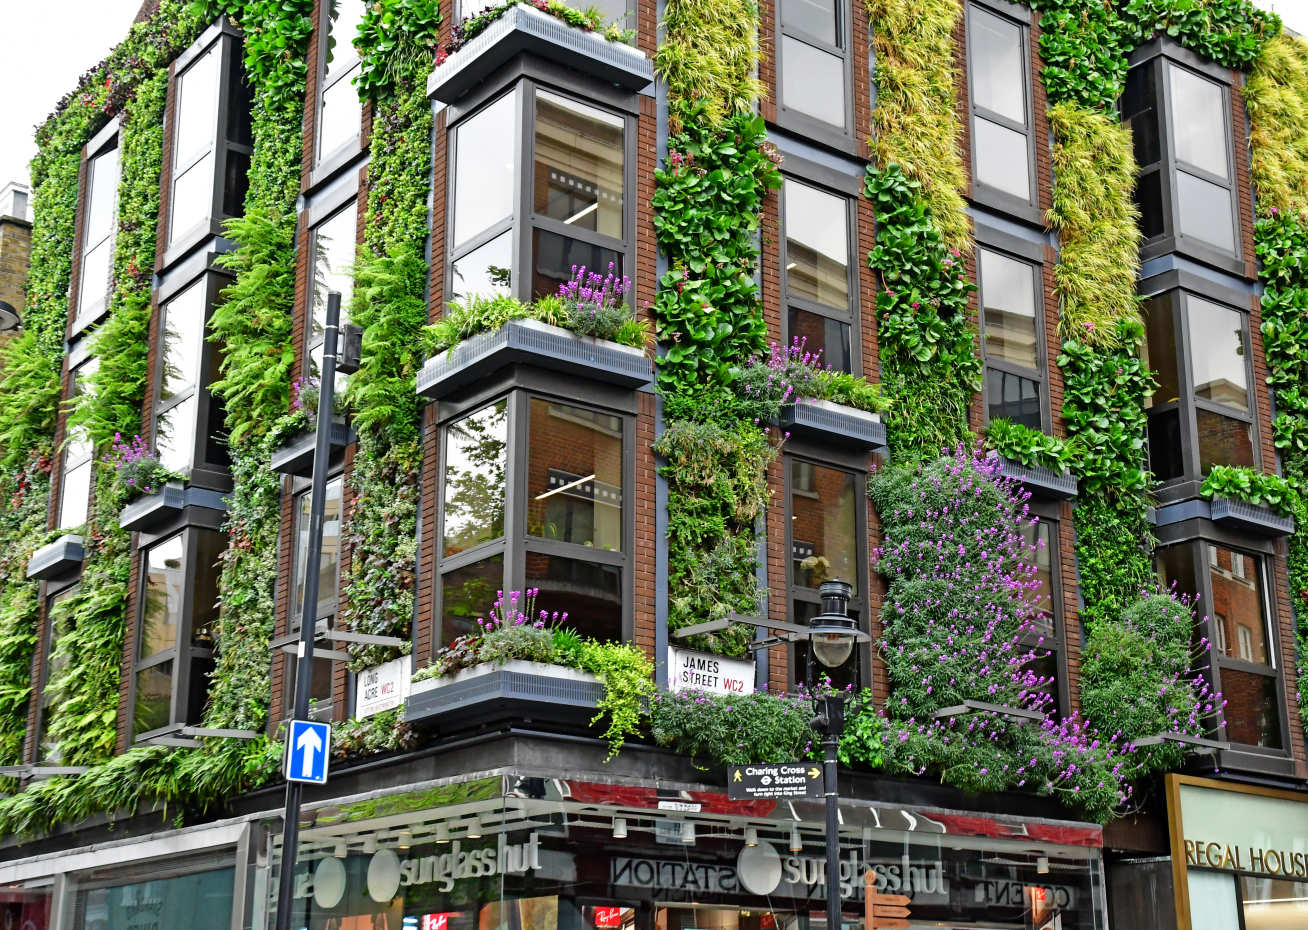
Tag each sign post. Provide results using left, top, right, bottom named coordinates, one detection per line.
left=726, top=763, right=824, bottom=801
left=864, top=870, right=911, bottom=930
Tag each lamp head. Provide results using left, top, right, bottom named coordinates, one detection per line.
left=808, top=579, right=860, bottom=668
left=0, top=301, right=20, bottom=333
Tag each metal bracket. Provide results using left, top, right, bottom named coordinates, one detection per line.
left=932, top=700, right=1046, bottom=723
left=326, top=631, right=407, bottom=648
left=1132, top=732, right=1231, bottom=753
left=673, top=612, right=812, bottom=642
left=278, top=643, right=350, bottom=661
left=181, top=726, right=260, bottom=740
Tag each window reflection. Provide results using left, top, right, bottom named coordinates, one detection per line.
left=527, top=400, right=623, bottom=551
left=58, top=357, right=99, bottom=531
left=78, top=146, right=121, bottom=319
left=440, top=556, right=504, bottom=642
left=534, top=91, right=624, bottom=238
left=986, top=371, right=1041, bottom=429
left=451, top=230, right=513, bottom=303
left=1188, top=297, right=1248, bottom=413
left=780, top=37, right=846, bottom=129
left=1169, top=64, right=1229, bottom=180
left=979, top=248, right=1038, bottom=369
left=969, top=6, right=1025, bottom=123
left=169, top=48, right=220, bottom=244
left=443, top=401, right=508, bottom=557
left=140, top=534, right=187, bottom=660
left=453, top=91, right=516, bottom=248
left=307, top=201, right=358, bottom=391
left=527, top=554, right=622, bottom=642
left=789, top=461, right=857, bottom=592
left=318, top=0, right=365, bottom=159
left=784, top=180, right=849, bottom=309
left=788, top=308, right=851, bottom=374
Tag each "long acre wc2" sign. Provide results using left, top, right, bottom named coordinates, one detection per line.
left=667, top=646, right=755, bottom=697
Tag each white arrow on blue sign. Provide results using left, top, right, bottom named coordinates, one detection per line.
left=285, top=719, right=331, bottom=785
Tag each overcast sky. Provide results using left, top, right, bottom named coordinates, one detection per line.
left=3, top=0, right=1308, bottom=189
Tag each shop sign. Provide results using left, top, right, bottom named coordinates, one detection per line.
left=422, top=914, right=454, bottom=930
left=356, top=657, right=410, bottom=718
left=592, top=907, right=625, bottom=927
left=1175, top=780, right=1308, bottom=879
left=611, top=858, right=740, bottom=894
left=668, top=647, right=754, bottom=696
left=975, top=878, right=1075, bottom=909
left=728, top=763, right=824, bottom=800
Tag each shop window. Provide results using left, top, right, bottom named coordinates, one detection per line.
left=56, top=356, right=98, bottom=531
left=1121, top=54, right=1239, bottom=261
left=75, top=140, right=120, bottom=325
left=285, top=477, right=344, bottom=722
left=978, top=246, right=1045, bottom=430
left=447, top=83, right=630, bottom=305
left=316, top=0, right=365, bottom=163
left=131, top=528, right=227, bottom=740
left=33, top=585, right=78, bottom=763
left=74, top=868, right=235, bottom=930
left=776, top=0, right=852, bottom=135
left=1143, top=291, right=1255, bottom=485
left=787, top=457, right=866, bottom=690
left=165, top=26, right=252, bottom=256
left=1157, top=540, right=1285, bottom=751
left=305, top=199, right=358, bottom=393
left=967, top=3, right=1034, bottom=205
left=152, top=276, right=227, bottom=477
left=436, top=392, right=630, bottom=647
left=781, top=179, right=855, bottom=373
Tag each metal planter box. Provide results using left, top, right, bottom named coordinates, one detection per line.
left=26, top=534, right=85, bottom=581
left=997, top=456, right=1078, bottom=500
left=120, top=484, right=227, bottom=533
left=1210, top=497, right=1295, bottom=537
left=417, top=318, right=653, bottom=400
left=404, top=660, right=603, bottom=734
left=269, top=422, right=356, bottom=477
left=778, top=399, right=886, bottom=450
left=429, top=3, right=653, bottom=104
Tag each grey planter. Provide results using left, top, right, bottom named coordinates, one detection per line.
left=417, top=318, right=653, bottom=400
left=997, top=456, right=1078, bottom=500
left=120, top=484, right=227, bottom=533
left=1210, top=497, right=1295, bottom=537
left=429, top=3, right=653, bottom=104
left=778, top=399, right=887, bottom=450
left=269, top=422, right=356, bottom=477
left=26, top=534, right=85, bottom=581
left=404, top=660, right=603, bottom=733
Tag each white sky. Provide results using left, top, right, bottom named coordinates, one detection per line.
left=2, top=0, right=1308, bottom=189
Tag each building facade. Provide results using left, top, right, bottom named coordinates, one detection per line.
left=1, top=0, right=1308, bottom=929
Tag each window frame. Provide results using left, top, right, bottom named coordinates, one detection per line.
left=32, top=582, right=79, bottom=764
left=432, top=377, right=637, bottom=652
left=128, top=527, right=225, bottom=743
left=444, top=74, right=638, bottom=307
left=1017, top=503, right=1069, bottom=719
left=773, top=0, right=857, bottom=149
left=55, top=355, right=100, bottom=532
left=313, top=0, right=365, bottom=169
left=964, top=0, right=1039, bottom=214
left=303, top=197, right=360, bottom=386
left=284, top=473, right=347, bottom=723
left=72, top=122, right=122, bottom=332
left=975, top=235, right=1050, bottom=434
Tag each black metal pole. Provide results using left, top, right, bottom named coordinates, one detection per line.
left=273, top=291, right=342, bottom=930
left=822, top=693, right=844, bottom=930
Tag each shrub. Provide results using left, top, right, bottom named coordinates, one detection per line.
left=649, top=688, right=817, bottom=766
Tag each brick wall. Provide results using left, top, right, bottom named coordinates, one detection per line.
left=0, top=217, right=31, bottom=317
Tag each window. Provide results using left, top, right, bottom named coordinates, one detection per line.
left=317, top=0, right=365, bottom=161
left=1019, top=514, right=1066, bottom=717
left=132, top=529, right=227, bottom=740
left=977, top=246, right=1044, bottom=430
left=154, top=278, right=226, bottom=476
left=1157, top=541, right=1285, bottom=751
left=76, top=142, right=120, bottom=323
left=34, top=585, right=78, bottom=763
left=967, top=4, right=1034, bottom=204
left=286, top=478, right=344, bottom=722
left=787, top=458, right=865, bottom=690
left=436, top=392, right=631, bottom=648
left=1143, top=291, right=1255, bottom=484
left=776, top=0, right=851, bottom=134
left=57, top=356, right=99, bottom=531
left=1122, top=55, right=1239, bottom=260
left=447, top=83, right=631, bottom=304
left=306, top=200, right=358, bottom=392
left=782, top=179, right=854, bottom=373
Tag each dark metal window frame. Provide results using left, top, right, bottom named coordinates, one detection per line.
left=160, top=18, right=252, bottom=273
left=1124, top=40, right=1244, bottom=276
left=965, top=0, right=1040, bottom=217
left=778, top=162, right=861, bottom=373
left=773, top=0, right=857, bottom=151
left=72, top=119, right=123, bottom=334
left=432, top=369, right=638, bottom=653
left=1144, top=285, right=1259, bottom=502
left=444, top=70, right=638, bottom=307
left=31, top=581, right=80, bottom=763
left=128, top=526, right=223, bottom=743
left=1018, top=501, right=1070, bottom=719
left=313, top=0, right=365, bottom=170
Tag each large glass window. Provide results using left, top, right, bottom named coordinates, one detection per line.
left=76, top=143, right=120, bottom=322
left=317, top=0, right=365, bottom=161
left=287, top=478, right=344, bottom=722
left=169, top=48, right=221, bottom=245
left=75, top=868, right=235, bottom=930
left=967, top=4, right=1033, bottom=204
left=447, top=84, right=630, bottom=305
left=1019, top=514, right=1065, bottom=717
left=57, top=357, right=99, bottom=530
left=154, top=280, right=209, bottom=475
left=978, top=246, right=1044, bottom=430
left=306, top=200, right=358, bottom=392
left=1143, top=291, right=1255, bottom=484
left=782, top=179, right=854, bottom=372
left=777, top=0, right=850, bottom=132
left=132, top=529, right=226, bottom=740
left=34, top=586, right=78, bottom=763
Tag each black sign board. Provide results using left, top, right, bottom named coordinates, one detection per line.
left=727, top=763, right=824, bottom=800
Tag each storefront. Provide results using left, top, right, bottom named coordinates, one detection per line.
left=1164, top=774, right=1308, bottom=930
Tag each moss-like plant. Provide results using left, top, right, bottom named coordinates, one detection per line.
left=655, top=0, right=763, bottom=128
left=1247, top=33, right=1308, bottom=222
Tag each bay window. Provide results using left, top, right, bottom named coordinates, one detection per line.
left=285, top=477, right=344, bottom=722
left=782, top=178, right=856, bottom=373
left=978, top=245, right=1045, bottom=430
left=75, top=137, right=120, bottom=326
left=56, top=356, right=98, bottom=531
left=446, top=80, right=632, bottom=304
left=131, top=529, right=226, bottom=740
left=436, top=391, right=632, bottom=647
left=776, top=0, right=852, bottom=138
left=966, top=1, right=1035, bottom=207
left=316, top=0, right=365, bottom=163
left=152, top=274, right=227, bottom=480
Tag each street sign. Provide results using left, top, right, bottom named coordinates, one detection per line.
left=865, top=870, right=912, bottom=929
left=285, top=719, right=331, bottom=785
left=727, top=763, right=824, bottom=800
left=356, top=656, right=410, bottom=718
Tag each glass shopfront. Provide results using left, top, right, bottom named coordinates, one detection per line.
left=270, top=776, right=1108, bottom=930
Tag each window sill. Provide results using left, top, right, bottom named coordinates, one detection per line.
left=1209, top=497, right=1295, bottom=537
left=996, top=456, right=1078, bottom=500
left=417, top=318, right=653, bottom=400
left=119, top=483, right=227, bottom=534
left=429, top=3, right=653, bottom=105
left=777, top=400, right=886, bottom=452
left=404, top=660, right=602, bottom=734
left=270, top=422, right=357, bottom=478
left=26, top=534, right=85, bottom=581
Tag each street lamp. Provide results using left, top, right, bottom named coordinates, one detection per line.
left=806, top=579, right=868, bottom=930
left=0, top=300, right=21, bottom=332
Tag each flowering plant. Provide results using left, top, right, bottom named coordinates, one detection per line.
left=552, top=264, right=651, bottom=348
left=104, top=434, right=177, bottom=499
left=733, top=337, right=887, bottom=424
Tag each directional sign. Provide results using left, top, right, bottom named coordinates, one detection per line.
left=727, top=763, right=824, bottom=800
left=866, top=870, right=912, bottom=930
left=285, top=719, right=331, bottom=785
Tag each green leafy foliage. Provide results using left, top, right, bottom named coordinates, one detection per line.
left=985, top=419, right=1073, bottom=472
left=1201, top=466, right=1298, bottom=515
left=195, top=0, right=314, bottom=112
left=655, top=0, right=762, bottom=127
left=357, top=0, right=441, bottom=100
left=446, top=0, right=633, bottom=61
left=1248, top=34, right=1308, bottom=222
left=428, top=294, right=650, bottom=355
left=649, top=689, right=818, bottom=766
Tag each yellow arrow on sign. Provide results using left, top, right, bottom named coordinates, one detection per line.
left=808, top=768, right=821, bottom=779
left=733, top=770, right=742, bottom=782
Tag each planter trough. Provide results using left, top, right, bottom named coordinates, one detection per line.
left=26, top=534, right=85, bottom=581
left=1209, top=497, right=1295, bottom=537
left=997, top=456, right=1078, bottom=500
left=120, top=484, right=227, bottom=533
left=778, top=399, right=886, bottom=451
left=404, top=660, right=603, bottom=734
left=270, top=422, right=356, bottom=477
